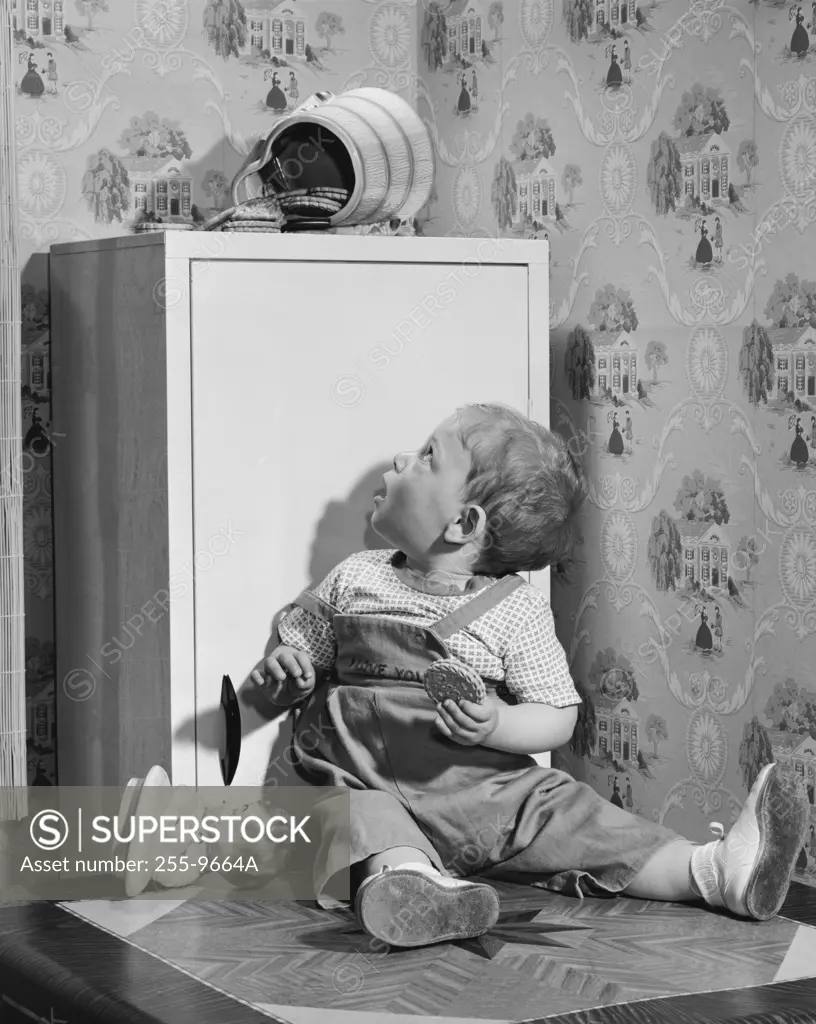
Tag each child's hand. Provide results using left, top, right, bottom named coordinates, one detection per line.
left=250, top=645, right=315, bottom=705
left=434, top=698, right=499, bottom=746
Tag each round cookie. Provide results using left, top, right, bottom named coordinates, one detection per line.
left=423, top=658, right=486, bottom=706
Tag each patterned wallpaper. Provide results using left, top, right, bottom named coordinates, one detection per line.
left=14, top=0, right=816, bottom=884
left=416, top=0, right=816, bottom=884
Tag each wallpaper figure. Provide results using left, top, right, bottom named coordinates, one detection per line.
left=471, top=69, right=478, bottom=103
left=457, top=74, right=472, bottom=115
left=790, top=5, right=809, bottom=58
left=31, top=757, right=53, bottom=786
left=713, top=605, right=724, bottom=652
left=694, top=605, right=714, bottom=652
left=713, top=216, right=723, bottom=262
left=607, top=410, right=624, bottom=455
left=605, top=45, right=622, bottom=88
left=288, top=72, right=299, bottom=104
left=45, top=52, right=58, bottom=95
left=265, top=70, right=288, bottom=112
left=623, top=40, right=631, bottom=83
left=624, top=410, right=634, bottom=454
left=694, top=218, right=713, bottom=266
left=789, top=415, right=810, bottom=466
left=610, top=776, right=623, bottom=806
left=23, top=408, right=52, bottom=457
left=798, top=832, right=811, bottom=875
left=810, top=415, right=816, bottom=449
left=19, top=52, right=44, bottom=97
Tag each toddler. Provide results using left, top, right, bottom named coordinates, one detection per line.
left=134, top=404, right=809, bottom=946
left=246, top=403, right=810, bottom=948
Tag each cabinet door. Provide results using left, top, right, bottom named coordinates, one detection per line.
left=189, top=258, right=536, bottom=787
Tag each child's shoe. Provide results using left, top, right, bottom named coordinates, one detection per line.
left=690, top=761, right=810, bottom=920
left=354, top=862, right=500, bottom=948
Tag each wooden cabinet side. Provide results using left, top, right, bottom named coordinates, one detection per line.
left=50, top=241, right=174, bottom=787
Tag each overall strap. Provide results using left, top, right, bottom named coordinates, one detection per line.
left=433, top=574, right=526, bottom=641
left=291, top=589, right=340, bottom=623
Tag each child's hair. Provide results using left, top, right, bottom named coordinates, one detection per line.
left=454, top=403, right=587, bottom=576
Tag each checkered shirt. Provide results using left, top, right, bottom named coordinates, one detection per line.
left=277, top=548, right=580, bottom=708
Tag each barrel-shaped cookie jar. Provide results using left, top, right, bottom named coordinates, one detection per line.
left=230, top=87, right=435, bottom=227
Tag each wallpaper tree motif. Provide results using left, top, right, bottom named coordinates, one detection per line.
left=13, top=0, right=816, bottom=884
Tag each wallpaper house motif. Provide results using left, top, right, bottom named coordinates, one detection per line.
left=13, top=0, right=816, bottom=889
left=12, top=0, right=67, bottom=39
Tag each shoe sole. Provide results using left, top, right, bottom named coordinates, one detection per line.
left=746, top=762, right=811, bottom=920
left=356, top=870, right=500, bottom=948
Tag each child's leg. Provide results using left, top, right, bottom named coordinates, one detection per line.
left=477, top=760, right=809, bottom=925
left=309, top=789, right=501, bottom=948
left=623, top=838, right=698, bottom=901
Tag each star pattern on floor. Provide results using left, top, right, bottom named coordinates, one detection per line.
left=454, top=909, right=594, bottom=959
left=335, top=901, right=594, bottom=961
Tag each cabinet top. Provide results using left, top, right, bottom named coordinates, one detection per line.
left=49, top=232, right=549, bottom=266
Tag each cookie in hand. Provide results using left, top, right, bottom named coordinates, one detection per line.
left=423, top=658, right=486, bottom=706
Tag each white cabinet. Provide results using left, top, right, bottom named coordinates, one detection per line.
left=50, top=233, right=550, bottom=790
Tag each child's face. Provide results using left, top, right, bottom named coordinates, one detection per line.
left=371, top=414, right=476, bottom=559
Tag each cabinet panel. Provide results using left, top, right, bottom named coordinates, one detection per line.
left=189, top=259, right=531, bottom=786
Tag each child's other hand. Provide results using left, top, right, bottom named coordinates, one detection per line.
left=250, top=645, right=315, bottom=703
left=434, top=698, right=499, bottom=746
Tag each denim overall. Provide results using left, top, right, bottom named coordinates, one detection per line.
left=288, top=569, right=680, bottom=906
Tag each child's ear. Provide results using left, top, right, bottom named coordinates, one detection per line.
left=444, top=505, right=485, bottom=544
left=442, top=519, right=467, bottom=545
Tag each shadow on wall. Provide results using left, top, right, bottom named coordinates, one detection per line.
left=306, top=460, right=393, bottom=590
left=176, top=460, right=393, bottom=787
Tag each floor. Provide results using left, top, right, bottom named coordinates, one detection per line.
left=1, top=870, right=816, bottom=1023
